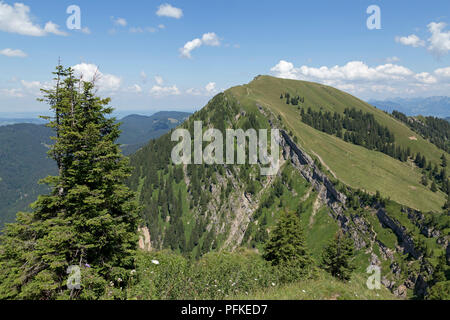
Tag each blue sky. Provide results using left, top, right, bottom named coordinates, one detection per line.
left=0, top=0, right=449, bottom=116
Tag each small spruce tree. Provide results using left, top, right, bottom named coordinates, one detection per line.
left=321, top=230, right=356, bottom=281
left=263, top=211, right=311, bottom=265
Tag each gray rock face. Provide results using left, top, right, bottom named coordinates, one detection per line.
left=376, top=208, right=421, bottom=259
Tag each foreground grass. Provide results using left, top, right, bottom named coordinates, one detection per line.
left=230, top=271, right=398, bottom=300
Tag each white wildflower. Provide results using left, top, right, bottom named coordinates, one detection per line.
left=151, top=260, right=160, bottom=265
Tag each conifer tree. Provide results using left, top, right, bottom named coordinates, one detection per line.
left=0, top=65, right=139, bottom=299
left=321, top=230, right=356, bottom=281
left=263, top=211, right=311, bottom=268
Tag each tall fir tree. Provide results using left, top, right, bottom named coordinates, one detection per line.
left=0, top=65, right=140, bottom=300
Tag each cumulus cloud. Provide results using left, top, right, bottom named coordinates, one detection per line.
left=126, top=84, right=142, bottom=93
left=427, top=22, right=450, bottom=56
left=20, top=80, right=42, bottom=90
left=205, top=82, right=217, bottom=94
left=414, top=72, right=437, bottom=84
left=395, top=34, right=425, bottom=47
left=44, top=21, right=68, bottom=36
left=385, top=56, right=400, bottom=63
left=202, top=33, right=220, bottom=46
left=0, top=2, right=67, bottom=36
left=0, top=88, right=24, bottom=97
left=17, top=79, right=52, bottom=96
left=186, top=82, right=219, bottom=96
left=435, top=66, right=450, bottom=78
left=150, top=85, right=180, bottom=97
left=180, top=32, right=221, bottom=58
left=270, top=59, right=450, bottom=98
left=395, top=21, right=450, bottom=57
left=0, top=48, right=27, bottom=57
left=72, top=63, right=122, bottom=92
left=112, top=17, right=127, bottom=27
left=130, top=26, right=162, bottom=34
left=154, top=76, right=164, bottom=85
left=180, top=38, right=202, bottom=58
left=271, top=60, right=413, bottom=82
left=156, top=4, right=183, bottom=19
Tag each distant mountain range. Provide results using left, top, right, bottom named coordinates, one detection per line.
left=368, top=96, right=450, bottom=118
left=118, top=111, right=191, bottom=154
left=0, top=111, right=190, bottom=228
left=0, top=118, right=47, bottom=126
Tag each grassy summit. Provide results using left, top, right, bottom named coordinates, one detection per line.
left=227, top=75, right=447, bottom=212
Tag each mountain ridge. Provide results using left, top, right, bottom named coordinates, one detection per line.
left=128, top=75, right=449, bottom=298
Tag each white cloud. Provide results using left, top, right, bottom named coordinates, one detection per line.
left=150, top=85, right=180, bottom=97
left=129, top=27, right=144, bottom=33
left=112, top=17, right=127, bottom=27
left=415, top=72, right=437, bottom=84
left=156, top=4, right=183, bottom=19
left=18, top=79, right=52, bottom=96
left=20, top=80, right=41, bottom=90
left=180, top=38, right=202, bottom=58
left=205, top=82, right=217, bottom=94
left=186, top=82, right=219, bottom=96
left=270, top=59, right=449, bottom=99
left=154, top=76, right=164, bottom=85
left=427, top=22, right=450, bottom=56
left=0, top=88, right=24, bottom=97
left=186, top=88, right=201, bottom=96
left=44, top=22, right=68, bottom=36
left=81, top=27, right=91, bottom=34
left=202, top=33, right=220, bottom=46
left=271, top=60, right=414, bottom=82
left=180, top=33, right=221, bottom=58
left=0, top=48, right=27, bottom=57
left=72, top=63, right=122, bottom=92
left=386, top=56, right=400, bottom=63
left=158, top=24, right=165, bottom=29
left=130, top=26, right=159, bottom=33
left=126, top=84, right=142, bottom=93
left=0, top=2, right=67, bottom=36
left=395, top=34, right=425, bottom=47
left=435, top=66, right=450, bottom=78
left=140, top=71, right=148, bottom=83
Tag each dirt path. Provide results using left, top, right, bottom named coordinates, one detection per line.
left=311, top=151, right=337, bottom=179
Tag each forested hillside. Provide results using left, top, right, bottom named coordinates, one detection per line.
left=0, top=124, right=55, bottom=228
left=0, top=112, right=190, bottom=229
